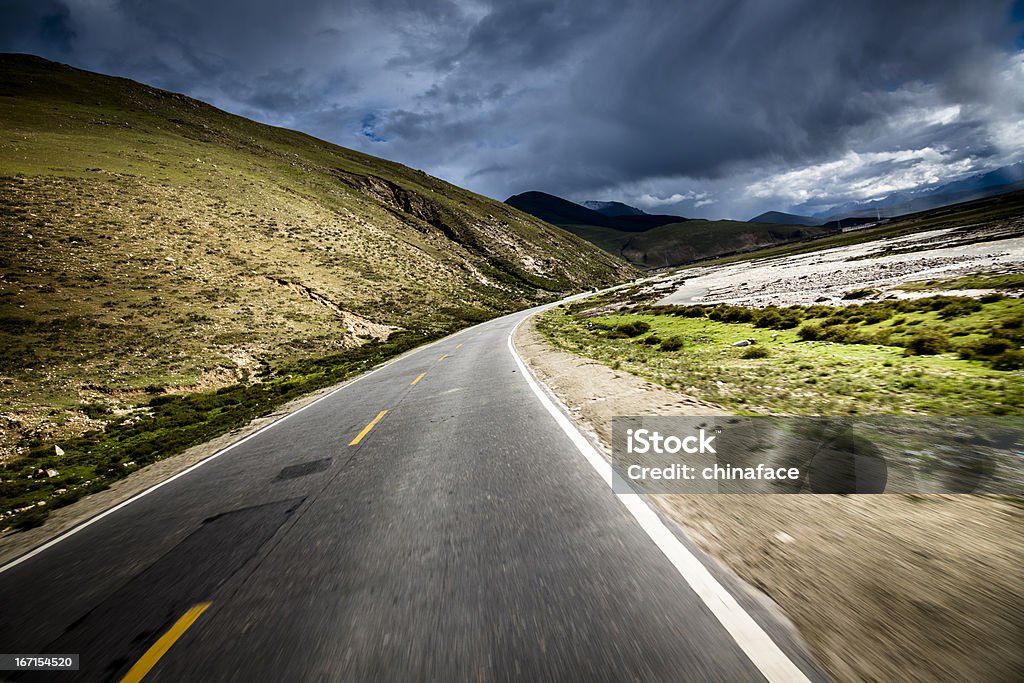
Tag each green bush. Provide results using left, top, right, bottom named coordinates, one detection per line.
left=862, top=308, right=894, bottom=324
left=820, top=324, right=863, bottom=344
left=991, top=349, right=1024, bottom=370
left=903, top=329, right=951, bottom=355
left=741, top=346, right=769, bottom=359
left=937, top=299, right=983, bottom=319
left=642, top=334, right=661, bottom=345
left=617, top=320, right=651, bottom=337
left=659, top=336, right=685, bottom=352
left=980, top=292, right=1005, bottom=303
left=721, top=306, right=754, bottom=323
left=753, top=310, right=782, bottom=328
left=804, top=305, right=833, bottom=318
left=958, top=336, right=1015, bottom=360
left=796, top=323, right=822, bottom=341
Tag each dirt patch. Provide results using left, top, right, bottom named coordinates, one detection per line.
left=515, top=316, right=1024, bottom=683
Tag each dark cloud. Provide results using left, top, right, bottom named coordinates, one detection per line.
left=0, top=0, right=76, bottom=54
left=1, top=0, right=1022, bottom=218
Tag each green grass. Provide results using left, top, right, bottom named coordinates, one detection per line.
left=538, top=296, right=1024, bottom=416
left=896, top=273, right=1024, bottom=291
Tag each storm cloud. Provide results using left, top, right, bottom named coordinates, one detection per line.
left=2, top=0, right=1022, bottom=218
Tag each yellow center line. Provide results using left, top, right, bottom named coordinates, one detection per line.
left=121, top=602, right=211, bottom=683
left=411, top=371, right=427, bottom=386
left=456, top=343, right=463, bottom=349
left=438, top=354, right=449, bottom=361
left=349, top=410, right=388, bottom=446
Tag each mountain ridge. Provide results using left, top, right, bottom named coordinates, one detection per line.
left=505, top=191, right=687, bottom=232
left=507, top=190, right=833, bottom=268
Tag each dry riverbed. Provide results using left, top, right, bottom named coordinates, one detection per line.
left=515, top=317, right=1023, bottom=683
left=656, top=221, right=1024, bottom=307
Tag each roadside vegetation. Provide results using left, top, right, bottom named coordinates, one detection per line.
left=537, top=294, right=1024, bottom=416
left=0, top=325, right=459, bottom=530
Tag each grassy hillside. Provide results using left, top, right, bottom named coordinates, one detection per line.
left=0, top=55, right=636, bottom=481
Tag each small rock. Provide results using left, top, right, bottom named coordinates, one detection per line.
left=732, top=339, right=756, bottom=347
left=774, top=531, right=795, bottom=544
left=54, top=445, right=64, bottom=457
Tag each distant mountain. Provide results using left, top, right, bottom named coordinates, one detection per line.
left=505, top=191, right=686, bottom=232
left=749, top=211, right=823, bottom=227
left=506, top=191, right=833, bottom=268
left=809, top=163, right=1024, bottom=221
left=582, top=200, right=646, bottom=217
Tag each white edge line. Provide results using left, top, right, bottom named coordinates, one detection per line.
left=507, top=314, right=812, bottom=683
left=0, top=324, right=470, bottom=575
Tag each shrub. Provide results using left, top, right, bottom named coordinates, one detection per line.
left=991, top=349, right=1024, bottom=371
left=820, top=324, right=863, bottom=344
left=642, top=334, right=661, bottom=345
left=617, top=320, right=651, bottom=337
left=81, top=403, right=112, bottom=420
left=659, top=336, right=685, bottom=352
left=753, top=310, right=782, bottom=328
left=980, top=292, right=1005, bottom=303
left=903, top=329, right=951, bottom=355
left=741, top=346, right=769, bottom=359
left=958, top=336, right=1015, bottom=360
left=937, top=299, right=982, bottom=319
left=12, top=508, right=47, bottom=531
left=862, top=308, right=894, bottom=324
left=796, top=323, right=822, bottom=341
left=721, top=306, right=754, bottom=323
left=775, top=314, right=802, bottom=329
left=1001, top=316, right=1023, bottom=330
left=860, top=329, right=892, bottom=345
left=804, top=305, right=833, bottom=318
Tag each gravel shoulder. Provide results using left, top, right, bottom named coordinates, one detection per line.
left=516, top=315, right=1024, bottom=683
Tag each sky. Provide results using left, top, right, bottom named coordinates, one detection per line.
left=2, top=0, right=1023, bottom=220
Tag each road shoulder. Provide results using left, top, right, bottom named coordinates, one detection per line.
left=515, top=313, right=1024, bottom=683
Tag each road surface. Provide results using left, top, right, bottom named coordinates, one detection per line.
left=0, top=302, right=827, bottom=682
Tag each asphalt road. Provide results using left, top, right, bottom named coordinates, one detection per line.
left=0, top=302, right=827, bottom=682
